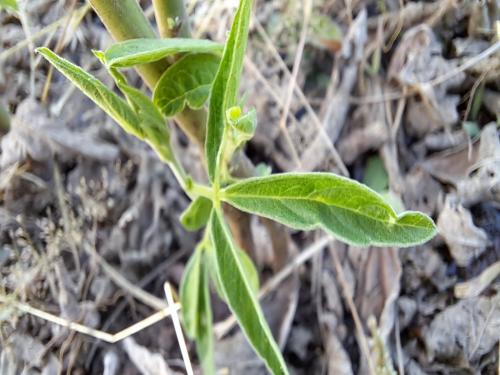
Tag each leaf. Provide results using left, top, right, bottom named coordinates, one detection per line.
left=363, top=156, right=388, bottom=193
left=196, top=260, right=215, bottom=375
left=153, top=53, right=220, bottom=117
left=180, top=196, right=213, bottom=231
left=237, top=247, right=259, bottom=294
left=36, top=48, right=144, bottom=140
left=205, top=0, right=253, bottom=183
left=96, top=51, right=173, bottom=162
left=210, top=210, right=288, bottom=375
left=0, top=0, right=17, bottom=11
left=103, top=38, right=223, bottom=68
left=179, top=246, right=215, bottom=374
left=180, top=248, right=203, bottom=338
left=222, top=173, right=437, bottom=247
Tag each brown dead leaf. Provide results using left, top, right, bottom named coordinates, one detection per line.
left=388, top=25, right=465, bottom=137
left=437, top=195, right=490, bottom=267
left=425, top=294, right=500, bottom=366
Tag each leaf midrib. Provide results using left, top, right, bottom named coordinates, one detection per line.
left=223, top=190, right=430, bottom=231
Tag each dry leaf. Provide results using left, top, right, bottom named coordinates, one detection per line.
left=437, top=195, right=490, bottom=267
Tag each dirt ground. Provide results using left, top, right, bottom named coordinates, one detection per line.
left=0, top=0, right=499, bottom=374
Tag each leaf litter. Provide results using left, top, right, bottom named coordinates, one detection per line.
left=1, top=0, right=499, bottom=374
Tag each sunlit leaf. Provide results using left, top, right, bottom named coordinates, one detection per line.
left=103, top=38, right=223, bottom=68
left=222, top=173, right=437, bottom=247
left=37, top=48, right=144, bottom=139
left=205, top=0, right=252, bottom=183
left=210, top=210, right=288, bottom=375
left=0, top=0, right=18, bottom=11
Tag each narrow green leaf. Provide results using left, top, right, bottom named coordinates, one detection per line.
left=222, top=173, right=437, bottom=247
left=153, top=53, right=220, bottom=117
left=36, top=48, right=144, bottom=140
left=180, top=248, right=203, bottom=338
left=94, top=51, right=173, bottom=162
left=196, top=260, right=215, bottom=375
left=210, top=210, right=288, bottom=375
left=205, top=0, right=253, bottom=183
left=103, top=38, right=223, bottom=68
left=237, top=248, right=259, bottom=294
left=180, top=196, right=213, bottom=231
left=0, top=0, right=18, bottom=11
left=180, top=247, right=215, bottom=374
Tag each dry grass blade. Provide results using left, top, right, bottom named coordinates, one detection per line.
left=0, top=294, right=180, bottom=344
left=164, top=282, right=194, bottom=375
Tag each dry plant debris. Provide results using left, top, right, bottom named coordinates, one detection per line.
left=1, top=0, right=499, bottom=374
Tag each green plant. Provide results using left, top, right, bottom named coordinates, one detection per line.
left=37, top=0, right=436, bottom=373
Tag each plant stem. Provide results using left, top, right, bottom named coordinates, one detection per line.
left=88, top=0, right=168, bottom=88
left=89, top=0, right=206, bottom=149
left=153, top=0, right=191, bottom=38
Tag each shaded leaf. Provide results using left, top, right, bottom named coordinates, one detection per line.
left=237, top=247, right=259, bottom=294
left=205, top=0, right=252, bottom=183
left=179, top=246, right=215, bottom=374
left=37, top=48, right=144, bottom=140
left=153, top=53, right=220, bottom=117
left=180, top=248, right=203, bottom=338
left=222, top=173, right=437, bottom=247
left=180, top=196, right=213, bottom=231
left=210, top=210, right=288, bottom=375
left=103, top=38, right=223, bottom=68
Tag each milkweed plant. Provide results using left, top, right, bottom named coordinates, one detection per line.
left=37, top=0, right=436, bottom=373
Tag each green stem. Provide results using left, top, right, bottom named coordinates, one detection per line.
left=88, top=0, right=167, bottom=88
left=153, top=0, right=191, bottom=38
left=89, top=0, right=206, bottom=149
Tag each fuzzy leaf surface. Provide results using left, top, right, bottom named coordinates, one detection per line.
left=37, top=48, right=144, bottom=139
left=179, top=247, right=215, bottom=374
left=222, top=173, right=437, bottom=247
left=153, top=53, right=219, bottom=117
left=205, top=0, right=252, bottom=183
left=103, top=38, right=223, bottom=68
left=210, top=210, right=288, bottom=375
left=180, top=196, right=213, bottom=231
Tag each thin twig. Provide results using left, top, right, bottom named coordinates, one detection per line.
left=427, top=41, right=500, bottom=87
left=254, top=19, right=349, bottom=176
left=0, top=294, right=180, bottom=344
left=164, top=283, right=194, bottom=375
left=0, top=4, right=90, bottom=63
left=330, top=244, right=376, bottom=375
left=276, top=0, right=312, bottom=169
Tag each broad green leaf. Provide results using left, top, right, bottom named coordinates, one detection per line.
left=222, top=173, right=437, bottom=247
left=180, top=247, right=215, bottom=374
left=103, top=38, right=223, bottom=68
left=210, top=210, right=288, bottom=375
left=0, top=0, right=17, bottom=11
left=36, top=48, right=144, bottom=140
left=153, top=53, right=220, bottom=117
left=180, top=196, right=213, bottom=231
left=205, top=0, right=253, bottom=183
